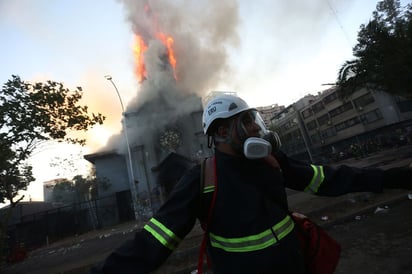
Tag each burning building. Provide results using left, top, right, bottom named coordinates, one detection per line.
left=84, top=0, right=239, bottom=225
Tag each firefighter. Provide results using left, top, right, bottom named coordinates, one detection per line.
left=91, top=94, right=412, bottom=274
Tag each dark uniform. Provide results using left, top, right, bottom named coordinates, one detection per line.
left=91, top=149, right=404, bottom=274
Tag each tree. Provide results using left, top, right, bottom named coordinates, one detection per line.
left=51, top=172, right=110, bottom=205
left=49, top=151, right=110, bottom=202
left=50, top=172, right=110, bottom=231
left=51, top=180, right=75, bottom=204
left=0, top=75, right=105, bottom=262
left=0, top=75, right=105, bottom=206
left=337, top=0, right=412, bottom=98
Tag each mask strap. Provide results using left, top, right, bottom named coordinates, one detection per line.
left=207, top=135, right=214, bottom=148
left=236, top=113, right=248, bottom=143
left=229, top=118, right=243, bottom=154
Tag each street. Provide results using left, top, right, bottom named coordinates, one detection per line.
left=330, top=197, right=412, bottom=274
left=4, top=196, right=412, bottom=274
left=3, top=145, right=412, bottom=274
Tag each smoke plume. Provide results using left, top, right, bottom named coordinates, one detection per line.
left=104, top=0, right=239, bottom=153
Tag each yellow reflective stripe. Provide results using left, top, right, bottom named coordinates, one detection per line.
left=203, top=185, right=215, bottom=194
left=273, top=214, right=294, bottom=239
left=209, top=215, right=294, bottom=252
left=144, top=218, right=181, bottom=250
left=304, top=165, right=325, bottom=194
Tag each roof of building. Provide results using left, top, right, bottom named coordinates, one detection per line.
left=83, top=150, right=120, bottom=163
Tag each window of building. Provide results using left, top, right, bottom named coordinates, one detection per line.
left=323, top=92, right=338, bottom=105
left=397, top=100, right=412, bottom=113
left=312, top=101, right=324, bottom=113
left=277, top=125, right=286, bottom=133
left=291, top=129, right=301, bottom=139
left=306, top=120, right=317, bottom=131
left=280, top=119, right=298, bottom=131
left=317, top=114, right=330, bottom=126
left=353, top=92, right=375, bottom=109
left=335, top=117, right=361, bottom=132
left=329, top=102, right=353, bottom=117
left=282, top=132, right=292, bottom=141
left=301, top=108, right=313, bottom=119
left=360, top=109, right=383, bottom=124
left=320, top=127, right=336, bottom=139
left=310, top=133, right=320, bottom=144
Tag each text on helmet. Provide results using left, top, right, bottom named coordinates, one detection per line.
left=208, top=106, right=217, bottom=116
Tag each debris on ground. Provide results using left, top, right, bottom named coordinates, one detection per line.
left=374, top=205, right=389, bottom=214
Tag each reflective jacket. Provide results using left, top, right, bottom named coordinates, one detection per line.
left=91, top=149, right=385, bottom=274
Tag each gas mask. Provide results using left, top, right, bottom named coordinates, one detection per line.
left=236, top=110, right=281, bottom=159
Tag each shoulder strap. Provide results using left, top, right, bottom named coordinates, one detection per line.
left=200, top=157, right=206, bottom=194
left=202, top=157, right=216, bottom=194
left=197, top=156, right=217, bottom=274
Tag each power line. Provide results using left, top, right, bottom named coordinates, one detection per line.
left=325, top=0, right=353, bottom=48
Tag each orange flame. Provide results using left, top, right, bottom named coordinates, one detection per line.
left=132, top=2, right=178, bottom=83
left=132, top=33, right=178, bottom=83
left=156, top=32, right=178, bottom=81
left=133, top=35, right=148, bottom=83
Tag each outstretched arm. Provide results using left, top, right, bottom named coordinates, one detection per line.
left=90, top=166, right=201, bottom=274
left=275, top=150, right=412, bottom=196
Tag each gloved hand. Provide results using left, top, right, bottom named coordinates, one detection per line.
left=263, top=130, right=282, bottom=154
left=382, top=164, right=412, bottom=189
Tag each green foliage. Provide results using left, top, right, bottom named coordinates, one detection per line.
left=52, top=180, right=75, bottom=204
left=337, top=0, right=412, bottom=98
left=0, top=75, right=105, bottom=205
left=51, top=173, right=110, bottom=204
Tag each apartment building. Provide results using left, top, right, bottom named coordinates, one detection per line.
left=257, top=104, right=285, bottom=127
left=271, top=87, right=412, bottom=162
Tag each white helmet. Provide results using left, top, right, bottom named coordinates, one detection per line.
left=202, top=94, right=255, bottom=135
